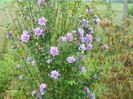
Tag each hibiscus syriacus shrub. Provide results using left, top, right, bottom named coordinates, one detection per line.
left=10, top=0, right=108, bottom=98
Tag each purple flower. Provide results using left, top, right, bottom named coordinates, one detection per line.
left=78, top=28, right=84, bottom=37
left=46, top=59, right=52, bottom=64
left=90, top=93, right=95, bottom=99
left=67, top=56, right=76, bottom=63
left=21, top=30, right=30, bottom=42
left=38, top=17, right=47, bottom=26
left=26, top=57, right=32, bottom=63
left=83, top=86, right=90, bottom=93
left=94, top=17, right=101, bottom=25
left=39, top=83, right=47, bottom=94
left=50, top=47, right=59, bottom=57
left=79, top=44, right=86, bottom=51
left=38, top=0, right=44, bottom=6
left=66, top=33, right=73, bottom=42
left=80, top=19, right=88, bottom=27
left=34, top=27, right=44, bottom=36
left=80, top=36, right=85, bottom=43
left=50, top=70, right=60, bottom=80
left=38, top=94, right=43, bottom=99
left=84, top=34, right=93, bottom=43
left=86, top=43, right=93, bottom=50
left=80, top=67, right=87, bottom=74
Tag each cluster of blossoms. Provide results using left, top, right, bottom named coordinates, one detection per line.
left=79, top=19, right=89, bottom=27
left=86, top=7, right=94, bottom=15
left=79, top=44, right=86, bottom=51
left=50, top=47, right=59, bottom=57
left=78, top=27, right=94, bottom=52
left=59, top=32, right=74, bottom=44
left=77, top=15, right=97, bottom=52
left=38, top=17, right=47, bottom=26
left=21, top=17, right=47, bottom=42
left=67, top=56, right=76, bottom=63
left=20, top=30, right=30, bottom=43
left=39, top=83, right=47, bottom=95
left=50, top=70, right=60, bottom=80
left=94, top=16, right=101, bottom=25
left=29, top=15, right=96, bottom=98
left=31, top=70, right=60, bottom=97
left=18, top=2, right=110, bottom=98
left=83, top=87, right=95, bottom=99
left=66, top=32, right=73, bottom=42
left=34, top=27, right=44, bottom=36
left=86, top=7, right=101, bottom=25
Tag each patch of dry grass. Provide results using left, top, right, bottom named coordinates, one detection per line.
left=100, top=64, right=133, bottom=99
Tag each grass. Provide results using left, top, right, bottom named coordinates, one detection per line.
left=0, top=8, right=12, bottom=59
left=0, top=0, right=13, bottom=58
left=0, top=54, right=15, bottom=98
left=0, top=1, right=15, bottom=98
left=100, top=65, right=133, bottom=99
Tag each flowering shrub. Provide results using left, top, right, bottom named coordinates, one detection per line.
left=9, top=0, right=109, bottom=98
